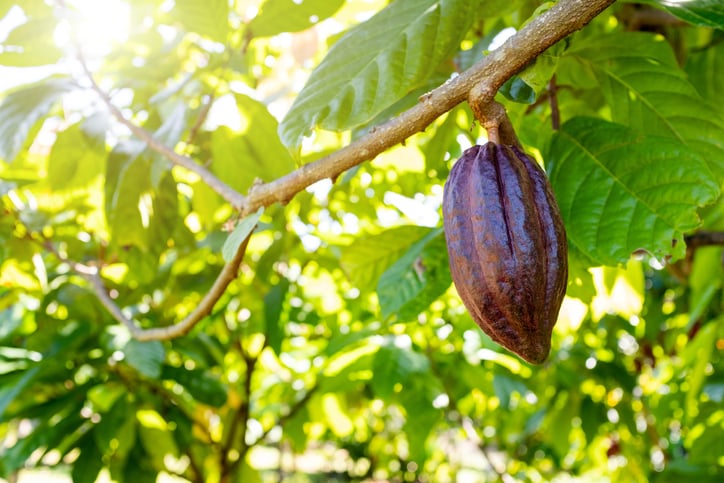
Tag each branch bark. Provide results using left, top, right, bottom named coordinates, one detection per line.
left=235, top=0, right=616, bottom=216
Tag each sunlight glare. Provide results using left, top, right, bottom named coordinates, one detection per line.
left=56, top=0, right=130, bottom=56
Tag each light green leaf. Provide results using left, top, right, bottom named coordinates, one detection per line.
left=124, top=339, right=165, bottom=379
left=47, top=124, right=105, bottom=191
left=340, top=225, right=431, bottom=293
left=170, top=0, right=228, bottom=42
left=377, top=228, right=451, bottom=321
left=372, top=341, right=429, bottom=399
left=0, top=16, right=63, bottom=66
left=0, top=77, right=75, bottom=162
left=249, top=0, right=345, bottom=37
left=104, top=145, right=151, bottom=250
left=222, top=207, right=263, bottom=263
left=547, top=117, right=720, bottom=266
left=211, top=94, right=295, bottom=194
left=279, top=0, right=482, bottom=147
left=564, top=32, right=724, bottom=180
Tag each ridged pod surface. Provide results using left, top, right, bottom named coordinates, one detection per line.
left=442, top=142, right=568, bottom=364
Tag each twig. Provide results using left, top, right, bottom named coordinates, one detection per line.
left=70, top=233, right=252, bottom=341
left=78, top=57, right=244, bottom=208
left=548, top=75, right=561, bottom=130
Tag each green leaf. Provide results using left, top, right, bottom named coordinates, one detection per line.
left=94, top=397, right=137, bottom=465
left=0, top=16, right=64, bottom=66
left=638, top=0, right=724, bottom=28
left=72, top=435, right=105, bottom=483
left=377, top=228, right=451, bottom=320
left=548, top=117, right=720, bottom=266
left=222, top=207, right=263, bottom=263
left=264, top=279, right=289, bottom=355
left=564, top=32, right=724, bottom=180
left=249, top=0, right=345, bottom=37
left=340, top=225, right=431, bottom=293
left=124, top=340, right=165, bottom=379
left=686, top=37, right=724, bottom=109
left=0, top=77, right=74, bottom=162
left=499, top=76, right=536, bottom=104
left=279, top=0, right=481, bottom=147
left=371, top=340, right=430, bottom=399
left=105, top=144, right=150, bottom=249
left=211, top=94, right=295, bottom=193
left=47, top=124, right=105, bottom=191
left=161, top=365, right=228, bottom=407
left=170, top=0, right=228, bottom=42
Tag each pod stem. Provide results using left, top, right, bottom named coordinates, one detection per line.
left=468, top=84, right=521, bottom=148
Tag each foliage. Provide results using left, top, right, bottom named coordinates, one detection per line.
left=1, top=0, right=723, bottom=482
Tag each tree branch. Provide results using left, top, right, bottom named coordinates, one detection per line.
left=70, top=233, right=252, bottom=341
left=78, top=57, right=245, bottom=208
left=235, top=0, right=616, bottom=216
left=70, top=0, right=615, bottom=340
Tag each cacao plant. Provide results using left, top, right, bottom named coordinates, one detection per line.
left=442, top=142, right=568, bottom=364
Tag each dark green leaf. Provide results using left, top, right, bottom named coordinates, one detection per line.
left=499, top=76, right=536, bottom=104
left=638, top=0, right=724, bottom=28
left=264, top=279, right=289, bottom=355
left=371, top=341, right=429, bottom=399
left=72, top=436, right=104, bottom=483
left=161, top=365, right=228, bottom=407
left=548, top=117, right=720, bottom=265
left=249, top=0, right=345, bottom=37
left=279, top=0, right=482, bottom=147
left=564, top=32, right=724, bottom=180
left=377, top=228, right=451, bottom=320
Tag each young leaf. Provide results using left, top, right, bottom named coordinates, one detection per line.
left=279, top=0, right=482, bottom=148
left=222, top=207, right=263, bottom=263
left=547, top=117, right=720, bottom=266
left=170, top=0, right=228, bottom=42
left=249, top=0, right=345, bottom=37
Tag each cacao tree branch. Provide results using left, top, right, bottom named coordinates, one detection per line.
left=235, top=0, right=617, bottom=216
left=62, top=233, right=252, bottom=341
left=78, top=55, right=245, bottom=208
left=69, top=0, right=614, bottom=340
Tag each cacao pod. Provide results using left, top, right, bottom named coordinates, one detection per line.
left=442, top=142, right=568, bottom=364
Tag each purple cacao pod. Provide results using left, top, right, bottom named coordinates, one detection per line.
left=442, top=142, right=568, bottom=364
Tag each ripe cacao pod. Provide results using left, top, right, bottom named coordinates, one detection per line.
left=442, top=142, right=568, bottom=364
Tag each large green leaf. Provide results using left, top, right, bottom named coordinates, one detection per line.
left=547, top=117, right=720, bottom=266
left=563, top=32, right=724, bottom=180
left=0, top=77, right=74, bottom=162
left=371, top=340, right=430, bottom=399
left=376, top=228, right=451, bottom=320
left=249, top=0, right=345, bottom=37
left=340, top=225, right=431, bottom=293
left=638, top=0, right=724, bottom=28
left=279, top=0, right=481, bottom=147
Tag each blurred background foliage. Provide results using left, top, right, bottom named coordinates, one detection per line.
left=0, top=0, right=723, bottom=482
